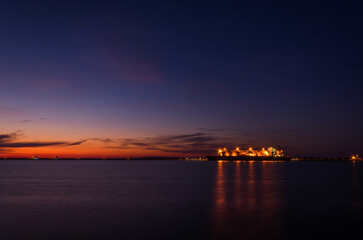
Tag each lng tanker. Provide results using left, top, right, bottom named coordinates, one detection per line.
left=206, top=146, right=291, bottom=161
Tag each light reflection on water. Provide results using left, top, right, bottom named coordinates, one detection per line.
left=0, top=160, right=363, bottom=240
left=352, top=162, right=360, bottom=208
left=212, top=161, right=283, bottom=240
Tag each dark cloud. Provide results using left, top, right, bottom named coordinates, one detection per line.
left=130, top=142, right=151, bottom=147
left=167, top=133, right=205, bottom=140
left=19, top=119, right=32, bottom=123
left=0, top=134, right=12, bottom=141
left=64, top=140, right=87, bottom=146
left=95, top=130, right=259, bottom=155
left=195, top=128, right=225, bottom=132
left=90, top=138, right=113, bottom=143
left=110, top=132, right=227, bottom=154
left=196, top=128, right=256, bottom=137
left=187, top=136, right=215, bottom=142
left=0, top=131, right=86, bottom=150
left=0, top=132, right=23, bottom=141
left=0, top=141, right=83, bottom=148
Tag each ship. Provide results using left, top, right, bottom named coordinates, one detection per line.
left=352, top=154, right=362, bottom=161
left=206, top=146, right=291, bottom=161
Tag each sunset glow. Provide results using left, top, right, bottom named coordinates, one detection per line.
left=0, top=1, right=362, bottom=158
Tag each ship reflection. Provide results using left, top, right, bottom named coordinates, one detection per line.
left=212, top=161, right=283, bottom=240
left=352, top=162, right=360, bottom=208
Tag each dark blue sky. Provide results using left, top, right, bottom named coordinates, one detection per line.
left=0, top=0, right=362, bottom=157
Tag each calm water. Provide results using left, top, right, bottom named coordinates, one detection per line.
left=0, top=160, right=362, bottom=240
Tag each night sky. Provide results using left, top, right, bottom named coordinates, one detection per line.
left=1, top=0, right=362, bottom=158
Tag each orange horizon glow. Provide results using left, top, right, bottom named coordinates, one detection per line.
left=0, top=127, right=211, bottom=158
left=0, top=145, right=204, bottom=159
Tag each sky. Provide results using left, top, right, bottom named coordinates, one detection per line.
left=0, top=0, right=362, bottom=158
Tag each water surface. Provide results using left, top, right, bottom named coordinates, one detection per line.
left=0, top=160, right=362, bottom=240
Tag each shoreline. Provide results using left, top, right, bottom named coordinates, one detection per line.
left=0, top=157, right=360, bottom=161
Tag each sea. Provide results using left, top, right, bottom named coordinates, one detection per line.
left=0, top=160, right=362, bottom=240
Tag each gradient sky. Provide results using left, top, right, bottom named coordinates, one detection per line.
left=1, top=0, right=362, bottom=158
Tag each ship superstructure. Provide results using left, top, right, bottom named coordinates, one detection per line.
left=207, top=146, right=289, bottom=161
left=218, top=147, right=284, bottom=157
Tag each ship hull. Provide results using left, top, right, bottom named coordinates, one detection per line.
left=206, top=155, right=291, bottom=161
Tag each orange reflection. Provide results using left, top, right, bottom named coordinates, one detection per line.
left=212, top=161, right=282, bottom=239
left=234, top=161, right=242, bottom=208
left=212, top=161, right=227, bottom=239
left=215, top=161, right=226, bottom=206
left=352, top=162, right=360, bottom=207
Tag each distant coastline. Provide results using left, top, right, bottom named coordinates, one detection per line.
left=0, top=157, right=182, bottom=161
left=0, top=157, right=360, bottom=161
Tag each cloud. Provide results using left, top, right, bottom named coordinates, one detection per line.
left=110, top=132, right=228, bottom=154
left=0, top=131, right=86, bottom=152
left=0, top=134, right=13, bottom=141
left=89, top=138, right=113, bottom=143
left=196, top=128, right=256, bottom=137
left=195, top=128, right=225, bottom=132
left=19, top=119, right=32, bottom=123
left=0, top=131, right=23, bottom=141
left=0, top=141, right=84, bottom=148
left=89, top=130, right=257, bottom=155
left=167, top=133, right=206, bottom=140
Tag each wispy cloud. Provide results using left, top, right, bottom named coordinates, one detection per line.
left=18, top=119, right=32, bottom=123
left=0, top=131, right=86, bottom=153
left=0, top=141, right=85, bottom=148
left=87, top=129, right=259, bottom=155
left=89, top=138, right=113, bottom=143
left=0, top=130, right=259, bottom=155
left=104, top=132, right=240, bottom=154
left=195, top=128, right=225, bottom=132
